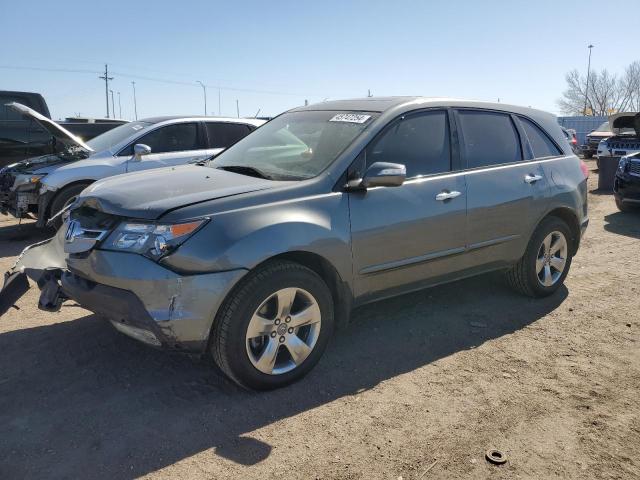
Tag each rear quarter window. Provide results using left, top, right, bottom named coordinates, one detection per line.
left=519, top=117, right=562, bottom=158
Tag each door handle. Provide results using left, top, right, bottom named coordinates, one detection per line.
left=435, top=190, right=462, bottom=201
left=524, top=174, right=543, bottom=184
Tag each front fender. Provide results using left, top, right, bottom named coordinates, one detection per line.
left=160, top=192, right=353, bottom=287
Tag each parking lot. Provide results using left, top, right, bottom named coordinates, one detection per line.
left=0, top=159, right=638, bottom=479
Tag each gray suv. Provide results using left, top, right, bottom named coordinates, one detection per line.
left=4, top=97, right=589, bottom=390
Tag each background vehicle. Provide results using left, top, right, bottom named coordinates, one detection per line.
left=0, top=91, right=126, bottom=167
left=583, top=121, right=613, bottom=159
left=0, top=103, right=264, bottom=227
left=614, top=151, right=640, bottom=211
left=5, top=97, right=588, bottom=390
left=562, top=127, right=580, bottom=155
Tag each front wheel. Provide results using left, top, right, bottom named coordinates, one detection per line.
left=506, top=217, right=573, bottom=297
left=615, top=196, right=636, bottom=212
left=211, top=260, right=334, bottom=390
left=47, top=182, right=92, bottom=229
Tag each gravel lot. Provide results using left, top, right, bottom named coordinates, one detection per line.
left=0, top=159, right=638, bottom=479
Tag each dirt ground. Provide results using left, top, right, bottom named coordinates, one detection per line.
left=0, top=159, right=638, bottom=479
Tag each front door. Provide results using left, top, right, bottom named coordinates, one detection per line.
left=349, top=109, right=467, bottom=300
left=125, top=122, right=212, bottom=173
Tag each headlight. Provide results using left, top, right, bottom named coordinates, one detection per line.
left=13, top=174, right=46, bottom=191
left=618, top=157, right=628, bottom=173
left=105, top=218, right=208, bottom=258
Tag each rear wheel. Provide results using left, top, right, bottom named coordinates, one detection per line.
left=506, top=217, right=573, bottom=297
left=211, top=260, right=334, bottom=390
left=48, top=182, right=91, bottom=229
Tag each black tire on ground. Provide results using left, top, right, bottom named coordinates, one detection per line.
left=211, top=260, right=334, bottom=390
left=48, top=183, right=92, bottom=229
left=506, top=216, right=574, bottom=298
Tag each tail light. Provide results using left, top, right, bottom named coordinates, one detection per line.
left=571, top=137, right=578, bottom=145
left=580, top=160, right=589, bottom=179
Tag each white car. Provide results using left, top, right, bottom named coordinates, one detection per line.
left=0, top=103, right=265, bottom=227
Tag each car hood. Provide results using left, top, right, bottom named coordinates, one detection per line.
left=0, top=153, right=69, bottom=175
left=608, top=112, right=640, bottom=136
left=74, top=165, right=284, bottom=219
left=6, top=102, right=94, bottom=154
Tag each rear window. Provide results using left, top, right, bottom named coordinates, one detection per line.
left=520, top=117, right=562, bottom=158
left=457, top=110, right=522, bottom=168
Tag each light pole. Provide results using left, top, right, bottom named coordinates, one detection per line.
left=131, top=81, right=138, bottom=120
left=109, top=90, right=115, bottom=120
left=218, top=87, right=221, bottom=116
left=196, top=81, right=207, bottom=116
left=584, top=44, right=594, bottom=115
left=117, top=91, right=122, bottom=118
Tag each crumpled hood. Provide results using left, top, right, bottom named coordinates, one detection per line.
left=75, top=165, right=281, bottom=219
left=6, top=102, right=93, bottom=154
left=1, top=153, right=69, bottom=175
left=608, top=112, right=640, bottom=136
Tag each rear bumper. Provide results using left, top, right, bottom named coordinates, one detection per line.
left=63, top=250, right=247, bottom=352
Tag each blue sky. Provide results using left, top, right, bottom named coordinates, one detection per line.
left=1, top=0, right=638, bottom=120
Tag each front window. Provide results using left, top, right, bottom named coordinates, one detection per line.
left=86, top=121, right=152, bottom=152
left=211, top=110, right=378, bottom=180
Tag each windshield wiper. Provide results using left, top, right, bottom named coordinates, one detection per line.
left=216, top=165, right=273, bottom=180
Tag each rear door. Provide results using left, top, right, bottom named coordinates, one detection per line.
left=349, top=109, right=468, bottom=299
left=204, top=121, right=253, bottom=156
left=457, top=109, right=549, bottom=266
left=124, top=122, right=209, bottom=172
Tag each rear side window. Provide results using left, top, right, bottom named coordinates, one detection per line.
left=519, top=117, right=562, bottom=158
left=457, top=110, right=522, bottom=168
left=367, top=110, right=451, bottom=178
left=206, top=122, right=251, bottom=148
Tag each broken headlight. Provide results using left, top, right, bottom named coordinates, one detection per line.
left=105, top=218, right=208, bottom=258
left=13, top=174, right=46, bottom=191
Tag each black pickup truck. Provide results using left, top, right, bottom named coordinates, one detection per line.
left=0, top=90, right=127, bottom=168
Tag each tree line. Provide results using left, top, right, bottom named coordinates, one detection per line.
left=558, top=61, right=640, bottom=116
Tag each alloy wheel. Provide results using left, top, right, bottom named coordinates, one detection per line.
left=245, top=287, right=322, bottom=375
left=536, top=231, right=568, bottom=287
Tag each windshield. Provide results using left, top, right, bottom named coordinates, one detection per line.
left=211, top=110, right=378, bottom=180
left=86, top=121, right=152, bottom=152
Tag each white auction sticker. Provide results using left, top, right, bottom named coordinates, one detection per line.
left=329, top=113, right=371, bottom=124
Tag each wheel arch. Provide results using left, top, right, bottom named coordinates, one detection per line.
left=45, top=179, right=94, bottom=219
left=539, top=207, right=581, bottom=255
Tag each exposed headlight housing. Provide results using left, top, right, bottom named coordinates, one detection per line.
left=105, top=218, right=208, bottom=258
left=13, top=174, right=46, bottom=191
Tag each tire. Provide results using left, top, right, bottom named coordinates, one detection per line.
left=584, top=152, right=593, bottom=159
left=211, top=260, right=334, bottom=390
left=506, top=216, right=574, bottom=298
left=48, top=183, right=91, bottom=229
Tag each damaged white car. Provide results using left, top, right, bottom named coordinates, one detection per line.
left=0, top=103, right=264, bottom=228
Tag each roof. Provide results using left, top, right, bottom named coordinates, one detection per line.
left=293, top=96, right=555, bottom=119
left=139, top=115, right=265, bottom=127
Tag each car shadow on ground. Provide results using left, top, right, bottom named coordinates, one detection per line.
left=604, top=211, right=640, bottom=239
left=0, top=221, right=53, bottom=259
left=0, top=273, right=567, bottom=479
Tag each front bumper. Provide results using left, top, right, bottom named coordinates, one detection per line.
left=614, top=172, right=640, bottom=203
left=63, top=250, right=247, bottom=352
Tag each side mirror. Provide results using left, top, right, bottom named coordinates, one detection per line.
left=348, top=162, right=406, bottom=189
left=133, top=143, right=151, bottom=160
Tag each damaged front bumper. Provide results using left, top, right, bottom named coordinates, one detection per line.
left=0, top=227, right=247, bottom=353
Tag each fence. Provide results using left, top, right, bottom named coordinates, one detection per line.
left=556, top=116, right=607, bottom=145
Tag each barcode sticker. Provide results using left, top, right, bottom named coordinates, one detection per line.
left=329, top=113, right=371, bottom=124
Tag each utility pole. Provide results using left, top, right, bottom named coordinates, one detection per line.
left=236, top=99, right=239, bottom=118
left=117, top=91, right=122, bottom=118
left=98, top=64, right=114, bottom=118
left=131, top=81, right=138, bottom=120
left=109, top=90, right=115, bottom=120
left=218, top=87, right=221, bottom=116
left=584, top=44, right=594, bottom=115
left=196, top=81, right=207, bottom=116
